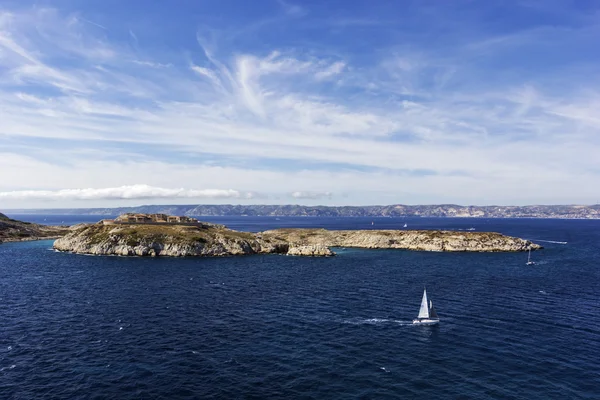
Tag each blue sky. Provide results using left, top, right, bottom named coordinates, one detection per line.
left=1, top=0, right=599, bottom=208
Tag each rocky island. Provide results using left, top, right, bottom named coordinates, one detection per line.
left=52, top=213, right=542, bottom=257
left=0, top=212, right=70, bottom=244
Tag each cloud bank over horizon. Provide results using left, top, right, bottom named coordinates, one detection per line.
left=1, top=1, right=599, bottom=208
left=0, top=184, right=339, bottom=205
left=0, top=185, right=251, bottom=201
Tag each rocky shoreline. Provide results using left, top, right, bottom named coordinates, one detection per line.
left=52, top=221, right=541, bottom=257
left=0, top=212, right=70, bottom=244
left=1, top=235, right=64, bottom=244
left=261, top=228, right=542, bottom=253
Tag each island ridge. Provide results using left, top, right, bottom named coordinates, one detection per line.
left=52, top=213, right=542, bottom=257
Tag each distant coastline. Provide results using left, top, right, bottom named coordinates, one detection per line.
left=6, top=204, right=600, bottom=219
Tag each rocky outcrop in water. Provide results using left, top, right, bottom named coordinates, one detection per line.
left=53, top=221, right=541, bottom=257
left=286, top=244, right=335, bottom=257
left=261, top=229, right=542, bottom=253
left=53, top=223, right=288, bottom=257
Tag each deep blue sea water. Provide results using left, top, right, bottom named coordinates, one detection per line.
left=1, top=216, right=599, bottom=399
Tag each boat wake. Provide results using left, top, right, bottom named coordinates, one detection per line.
left=532, top=260, right=549, bottom=265
left=530, top=239, right=567, bottom=244
left=341, top=317, right=412, bottom=326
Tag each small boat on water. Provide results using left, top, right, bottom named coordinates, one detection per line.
left=403, top=223, right=408, bottom=228
left=526, top=248, right=535, bottom=265
left=413, top=288, right=439, bottom=325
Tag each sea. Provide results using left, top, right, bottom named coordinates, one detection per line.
left=1, top=215, right=598, bottom=399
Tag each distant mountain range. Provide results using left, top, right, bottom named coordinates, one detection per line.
left=6, top=204, right=600, bottom=219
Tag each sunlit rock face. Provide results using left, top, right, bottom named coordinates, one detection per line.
left=54, top=220, right=541, bottom=258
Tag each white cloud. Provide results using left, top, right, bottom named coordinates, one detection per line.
left=235, top=55, right=266, bottom=117
left=0, top=184, right=246, bottom=201
left=315, top=61, right=345, bottom=80
left=291, top=191, right=333, bottom=200
left=132, top=60, right=172, bottom=69
left=0, top=151, right=597, bottom=209
left=190, top=64, right=224, bottom=89
left=76, top=16, right=107, bottom=30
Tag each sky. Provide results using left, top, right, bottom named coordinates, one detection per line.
left=1, top=0, right=599, bottom=208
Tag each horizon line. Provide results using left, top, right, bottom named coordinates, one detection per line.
left=3, top=203, right=600, bottom=211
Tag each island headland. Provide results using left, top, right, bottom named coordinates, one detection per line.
left=52, top=213, right=542, bottom=257
left=0, top=212, right=70, bottom=244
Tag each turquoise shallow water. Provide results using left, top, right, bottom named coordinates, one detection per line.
left=1, top=217, right=599, bottom=399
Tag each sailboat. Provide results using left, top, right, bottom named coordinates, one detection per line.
left=403, top=223, right=408, bottom=228
left=526, top=248, right=535, bottom=265
left=412, top=288, right=439, bottom=325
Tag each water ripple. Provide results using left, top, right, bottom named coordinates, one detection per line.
left=1, top=219, right=599, bottom=399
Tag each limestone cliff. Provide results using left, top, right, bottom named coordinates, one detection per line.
left=260, top=229, right=542, bottom=253
left=286, top=244, right=335, bottom=257
left=53, top=223, right=289, bottom=257
left=53, top=222, right=541, bottom=257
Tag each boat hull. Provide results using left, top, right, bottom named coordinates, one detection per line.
left=412, top=318, right=439, bottom=325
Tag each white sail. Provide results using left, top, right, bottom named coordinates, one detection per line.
left=526, top=248, right=535, bottom=265
left=417, top=289, right=430, bottom=319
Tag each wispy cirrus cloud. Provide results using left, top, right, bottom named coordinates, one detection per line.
left=315, top=61, right=345, bottom=80
left=276, top=0, right=306, bottom=17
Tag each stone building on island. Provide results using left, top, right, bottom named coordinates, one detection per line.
left=101, top=213, right=201, bottom=225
